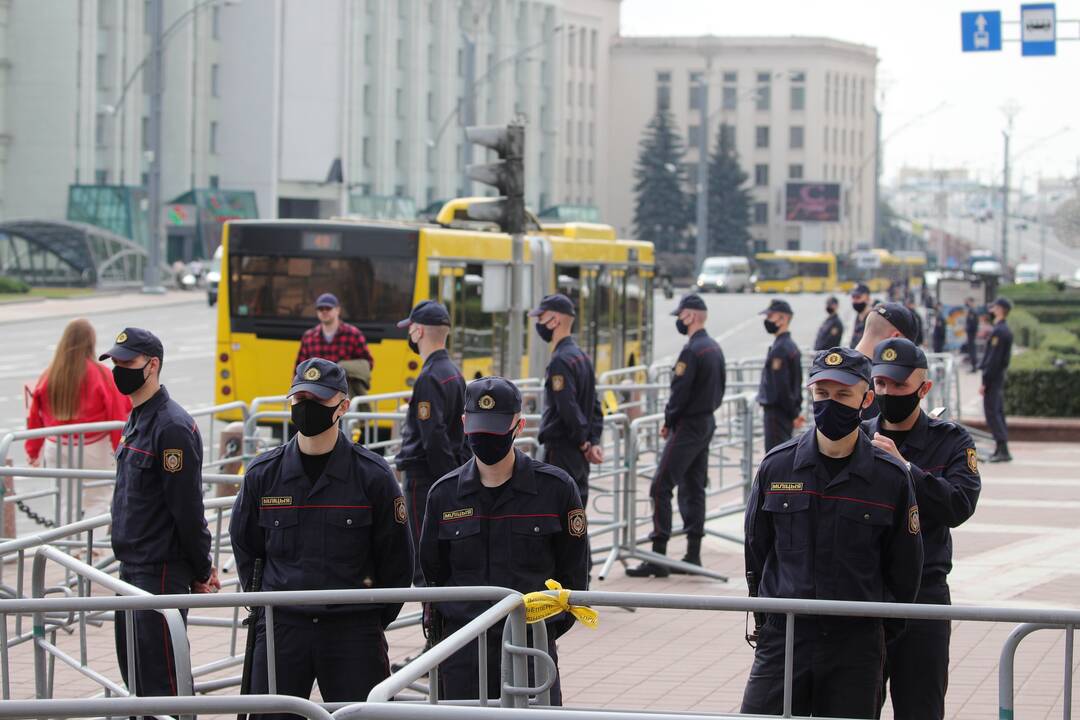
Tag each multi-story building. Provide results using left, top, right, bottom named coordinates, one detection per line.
left=606, top=36, right=878, bottom=254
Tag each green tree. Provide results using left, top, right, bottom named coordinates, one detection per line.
left=706, top=123, right=751, bottom=256
left=633, top=109, right=691, bottom=252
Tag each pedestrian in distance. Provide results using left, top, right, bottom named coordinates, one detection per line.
left=980, top=297, right=1014, bottom=462
left=25, top=318, right=131, bottom=469
left=99, top=327, right=220, bottom=706
left=756, top=298, right=803, bottom=453
left=905, top=294, right=924, bottom=346
left=865, top=337, right=981, bottom=720
left=741, top=346, right=923, bottom=719
left=813, top=296, right=845, bottom=351
left=294, top=292, right=375, bottom=396
left=420, top=377, right=588, bottom=704
left=531, top=293, right=604, bottom=506
left=849, top=283, right=872, bottom=349
left=931, top=302, right=947, bottom=354
left=964, top=297, right=980, bottom=372
left=626, top=293, right=725, bottom=578
left=394, top=300, right=468, bottom=585
left=230, top=358, right=413, bottom=716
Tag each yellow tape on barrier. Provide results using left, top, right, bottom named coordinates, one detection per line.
left=522, top=579, right=599, bottom=629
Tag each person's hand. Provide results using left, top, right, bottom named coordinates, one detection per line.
left=660, top=425, right=669, bottom=439
left=192, top=567, right=221, bottom=594
left=586, top=444, right=604, bottom=464
left=27, top=455, right=40, bottom=468
left=979, top=385, right=985, bottom=396
left=871, top=433, right=905, bottom=462
left=793, top=416, right=806, bottom=429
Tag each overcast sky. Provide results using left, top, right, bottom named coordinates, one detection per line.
left=620, top=0, right=1078, bottom=189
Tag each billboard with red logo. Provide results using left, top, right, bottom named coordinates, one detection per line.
left=784, top=182, right=842, bottom=222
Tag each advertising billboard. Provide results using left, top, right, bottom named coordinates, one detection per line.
left=785, top=182, right=842, bottom=222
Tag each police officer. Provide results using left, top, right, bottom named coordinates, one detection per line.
left=531, top=293, right=604, bottom=505
left=741, top=347, right=923, bottom=718
left=931, top=302, right=947, bottom=354
left=981, top=297, right=1014, bottom=462
left=420, top=377, right=588, bottom=704
left=865, top=338, right=981, bottom=720
left=853, top=301, right=919, bottom=422
left=395, top=300, right=467, bottom=584
left=100, top=327, right=219, bottom=702
left=849, top=283, right=872, bottom=348
left=627, top=294, right=725, bottom=577
left=757, top=299, right=802, bottom=452
left=965, top=297, right=980, bottom=372
left=814, top=296, right=844, bottom=351
left=229, top=358, right=413, bottom=714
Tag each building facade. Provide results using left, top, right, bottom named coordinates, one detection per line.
left=605, top=36, right=878, bottom=254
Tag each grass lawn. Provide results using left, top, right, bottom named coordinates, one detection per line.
left=0, top=287, right=96, bottom=303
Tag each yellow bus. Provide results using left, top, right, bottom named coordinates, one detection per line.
left=754, top=251, right=837, bottom=293
left=214, top=206, right=654, bottom=420
left=894, top=250, right=928, bottom=293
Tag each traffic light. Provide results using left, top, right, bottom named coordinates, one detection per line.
left=465, top=123, right=525, bottom=234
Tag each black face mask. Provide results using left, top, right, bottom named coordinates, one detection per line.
left=675, top=318, right=689, bottom=335
left=763, top=319, right=780, bottom=334
left=113, top=363, right=150, bottom=396
left=291, top=399, right=340, bottom=437
left=468, top=430, right=517, bottom=466
left=812, top=396, right=865, bottom=441
left=878, top=386, right=924, bottom=423
left=535, top=322, right=555, bottom=343
left=852, top=301, right=867, bottom=314
left=408, top=336, right=420, bottom=355
left=826, top=305, right=836, bottom=315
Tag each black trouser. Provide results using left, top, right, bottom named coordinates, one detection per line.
left=403, top=470, right=436, bottom=585
left=543, top=441, right=590, bottom=506
left=439, top=623, right=562, bottom=705
left=649, top=415, right=714, bottom=544
left=983, top=378, right=1008, bottom=444
left=741, top=617, right=885, bottom=718
left=114, top=561, right=194, bottom=706
left=880, top=583, right=951, bottom=720
left=761, top=406, right=794, bottom=453
left=249, top=614, right=389, bottom=720
left=967, top=334, right=978, bottom=370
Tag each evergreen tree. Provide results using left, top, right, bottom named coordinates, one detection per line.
left=706, top=123, right=752, bottom=256
left=632, top=109, right=691, bottom=252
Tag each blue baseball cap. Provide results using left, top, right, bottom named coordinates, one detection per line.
left=397, top=300, right=451, bottom=328
left=315, top=293, right=340, bottom=309
left=529, top=293, right=576, bottom=318
left=289, top=358, right=348, bottom=400
left=464, top=377, right=522, bottom=434
left=807, top=347, right=872, bottom=387
left=99, top=327, right=164, bottom=362
left=872, top=338, right=928, bottom=383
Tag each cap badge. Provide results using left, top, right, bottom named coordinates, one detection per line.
left=825, top=352, right=843, bottom=367
left=877, top=307, right=888, bottom=316
left=303, top=367, right=321, bottom=381
left=116, top=332, right=128, bottom=344
left=478, top=394, right=496, bottom=410
left=881, top=348, right=898, bottom=362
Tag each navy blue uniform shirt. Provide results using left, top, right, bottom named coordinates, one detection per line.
left=229, top=432, right=414, bottom=626
left=863, top=412, right=980, bottom=586
left=965, top=309, right=979, bottom=337
left=757, top=331, right=802, bottom=418
left=111, top=386, right=212, bottom=581
left=744, top=430, right=923, bottom=612
left=538, top=337, right=603, bottom=447
left=419, top=450, right=588, bottom=633
left=814, top=314, right=844, bottom=351
left=396, top=349, right=468, bottom=479
left=980, top=320, right=1013, bottom=384
left=665, top=329, right=726, bottom=429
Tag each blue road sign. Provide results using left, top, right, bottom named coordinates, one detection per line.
left=1021, top=3, right=1056, bottom=56
left=961, top=11, right=1002, bottom=52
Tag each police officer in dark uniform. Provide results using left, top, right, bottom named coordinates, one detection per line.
left=420, top=377, right=588, bottom=704
left=931, top=302, right=947, bottom=354
left=814, top=296, right=844, bottom=351
left=981, top=297, right=1014, bottom=462
left=627, top=294, right=725, bottom=577
left=229, top=358, right=413, bottom=715
left=531, top=293, right=604, bottom=506
left=854, top=301, right=920, bottom=422
left=965, top=297, right=980, bottom=371
left=100, top=327, right=219, bottom=703
left=395, top=300, right=467, bottom=584
left=757, top=299, right=803, bottom=452
left=741, top=347, right=923, bottom=718
left=849, top=283, right=872, bottom=348
left=865, top=338, right=981, bottom=720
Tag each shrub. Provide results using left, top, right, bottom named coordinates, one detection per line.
left=1020, top=305, right=1080, bottom=324
left=1008, top=308, right=1045, bottom=349
left=0, top=276, right=30, bottom=294
left=1004, top=350, right=1080, bottom=416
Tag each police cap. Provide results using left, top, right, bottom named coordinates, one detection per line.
left=99, top=327, right=164, bottom=362
left=396, top=299, right=451, bottom=328
left=851, top=283, right=871, bottom=296
left=289, top=358, right=348, bottom=401
left=760, top=298, right=794, bottom=315
left=670, top=293, right=708, bottom=315
left=464, top=376, right=522, bottom=434
left=807, top=346, right=872, bottom=387
left=874, top=302, right=918, bottom=342
left=528, top=293, right=576, bottom=318
left=991, top=296, right=1013, bottom=312
left=871, top=338, right=928, bottom=383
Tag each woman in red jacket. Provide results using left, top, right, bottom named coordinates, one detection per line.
left=26, top=319, right=132, bottom=469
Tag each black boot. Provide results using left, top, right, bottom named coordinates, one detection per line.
left=669, top=537, right=703, bottom=574
left=989, top=442, right=1012, bottom=463
left=626, top=541, right=671, bottom=578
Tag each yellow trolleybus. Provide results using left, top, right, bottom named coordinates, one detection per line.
left=753, top=250, right=838, bottom=293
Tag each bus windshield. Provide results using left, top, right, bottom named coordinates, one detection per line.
left=756, top=259, right=794, bottom=280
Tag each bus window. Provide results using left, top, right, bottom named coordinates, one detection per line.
left=463, top=264, right=493, bottom=360
left=625, top=269, right=643, bottom=365
left=596, top=269, right=615, bottom=371
left=756, top=258, right=795, bottom=280
left=805, top=262, right=829, bottom=278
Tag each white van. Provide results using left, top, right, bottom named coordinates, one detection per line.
left=696, top=256, right=752, bottom=293
left=207, top=245, right=223, bottom=306
left=1014, top=263, right=1040, bottom=284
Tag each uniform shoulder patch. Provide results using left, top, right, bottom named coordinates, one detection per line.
left=163, top=449, right=183, bottom=473
left=417, top=401, right=431, bottom=420
left=674, top=361, right=687, bottom=377
left=991, top=336, right=999, bottom=346
left=394, top=496, right=407, bottom=524
left=908, top=505, right=920, bottom=535
left=551, top=374, right=565, bottom=391
left=771, top=357, right=783, bottom=371
left=568, top=508, right=587, bottom=537
left=966, top=447, right=979, bottom=474
left=830, top=326, right=839, bottom=335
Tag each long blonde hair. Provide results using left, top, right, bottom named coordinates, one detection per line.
left=45, top=319, right=97, bottom=421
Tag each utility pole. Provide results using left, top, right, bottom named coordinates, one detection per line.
left=694, top=78, right=709, bottom=272
left=873, top=107, right=882, bottom=247
left=460, top=34, right=477, bottom=195
left=144, top=0, right=166, bottom=294
left=1038, top=173, right=1047, bottom=275
left=1001, top=129, right=1011, bottom=268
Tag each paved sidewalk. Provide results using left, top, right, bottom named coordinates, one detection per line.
left=0, top=289, right=204, bottom=325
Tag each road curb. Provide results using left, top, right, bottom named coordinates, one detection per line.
left=0, top=294, right=206, bottom=326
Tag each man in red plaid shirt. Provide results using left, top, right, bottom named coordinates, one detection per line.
left=294, top=293, right=375, bottom=369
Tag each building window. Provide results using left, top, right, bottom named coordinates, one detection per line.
left=689, top=71, right=704, bottom=110
left=396, top=88, right=404, bottom=117
left=578, top=121, right=584, bottom=146
left=588, top=159, right=594, bottom=184
left=789, top=125, right=804, bottom=149
left=364, top=85, right=372, bottom=115
left=722, top=85, right=737, bottom=111
left=568, top=26, right=576, bottom=65
left=95, top=113, right=107, bottom=147
left=579, top=82, right=585, bottom=106
left=790, top=70, right=806, bottom=111
left=656, top=71, right=671, bottom=111
left=833, top=128, right=839, bottom=153
left=720, top=124, right=735, bottom=148
left=210, top=121, right=219, bottom=154
left=755, top=126, right=769, bottom=149
left=789, top=164, right=803, bottom=179
left=363, top=138, right=371, bottom=167
left=753, top=202, right=768, bottom=225
left=211, top=63, right=220, bottom=97
left=566, top=157, right=572, bottom=181
left=579, top=28, right=586, bottom=68
left=754, top=164, right=769, bottom=187
left=209, top=174, right=220, bottom=189
left=365, top=35, right=374, bottom=66
left=427, top=91, right=434, bottom=121
left=860, top=77, right=867, bottom=117
left=97, top=54, right=108, bottom=89
left=95, top=169, right=109, bottom=185
left=590, top=84, right=595, bottom=108
left=141, top=172, right=149, bottom=187
left=212, top=6, right=221, bottom=39
left=825, top=73, right=831, bottom=114
left=426, top=145, right=434, bottom=171
left=567, top=81, right=573, bottom=105
left=566, top=119, right=573, bottom=144
left=428, top=43, right=437, bottom=72
left=590, top=29, right=598, bottom=69
left=688, top=125, right=702, bottom=148
left=842, top=75, right=849, bottom=115
left=755, top=71, right=771, bottom=111
left=141, top=116, right=150, bottom=151
left=394, top=184, right=406, bottom=197
left=397, top=38, right=404, bottom=68
left=824, top=126, right=829, bottom=151
left=395, top=139, right=404, bottom=169
left=588, top=122, right=594, bottom=146
left=144, top=0, right=152, bottom=33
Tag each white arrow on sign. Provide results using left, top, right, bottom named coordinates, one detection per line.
left=976, top=13, right=988, bottom=31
